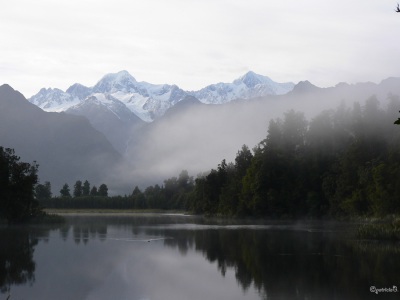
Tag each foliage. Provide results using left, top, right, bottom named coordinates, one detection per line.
left=185, top=96, right=400, bottom=218
left=357, top=219, right=400, bottom=240
left=39, top=172, right=193, bottom=210
left=60, top=183, right=71, bottom=198
left=35, top=181, right=52, bottom=201
left=98, top=183, right=108, bottom=197
left=73, top=180, right=82, bottom=197
left=0, top=147, right=40, bottom=223
left=90, top=185, right=98, bottom=196
left=82, top=180, right=90, bottom=196
left=57, top=181, right=108, bottom=198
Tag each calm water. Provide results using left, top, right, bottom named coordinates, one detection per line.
left=1, top=214, right=399, bottom=300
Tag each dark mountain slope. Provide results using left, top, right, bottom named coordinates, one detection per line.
left=0, top=84, right=121, bottom=193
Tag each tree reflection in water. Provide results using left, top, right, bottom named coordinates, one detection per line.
left=156, top=227, right=400, bottom=300
left=0, top=227, right=38, bottom=295
left=0, top=224, right=67, bottom=296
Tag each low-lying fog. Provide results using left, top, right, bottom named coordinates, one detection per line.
left=106, top=79, right=400, bottom=193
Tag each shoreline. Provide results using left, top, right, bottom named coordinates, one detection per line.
left=44, top=208, right=188, bottom=215
left=43, top=209, right=400, bottom=241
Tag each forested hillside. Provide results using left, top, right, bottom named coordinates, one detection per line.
left=189, top=95, right=400, bottom=217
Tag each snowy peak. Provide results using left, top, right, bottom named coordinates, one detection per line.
left=140, top=83, right=188, bottom=119
left=93, top=70, right=137, bottom=93
left=29, top=87, right=79, bottom=111
left=191, top=71, right=295, bottom=104
left=88, top=71, right=189, bottom=120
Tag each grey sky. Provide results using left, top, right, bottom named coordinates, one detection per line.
left=0, top=0, right=399, bottom=98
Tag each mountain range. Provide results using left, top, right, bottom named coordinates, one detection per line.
left=28, top=70, right=295, bottom=122
left=28, top=71, right=296, bottom=154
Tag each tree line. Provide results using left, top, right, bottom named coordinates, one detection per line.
left=37, top=170, right=194, bottom=210
left=36, top=180, right=109, bottom=199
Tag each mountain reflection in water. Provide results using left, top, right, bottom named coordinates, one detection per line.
left=1, top=215, right=399, bottom=300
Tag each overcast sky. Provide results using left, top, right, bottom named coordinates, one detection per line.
left=1, top=0, right=399, bottom=98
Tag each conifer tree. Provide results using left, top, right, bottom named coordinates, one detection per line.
left=90, top=186, right=98, bottom=196
left=98, top=184, right=108, bottom=197
left=73, top=180, right=82, bottom=197
left=60, top=183, right=71, bottom=197
left=82, top=180, right=90, bottom=196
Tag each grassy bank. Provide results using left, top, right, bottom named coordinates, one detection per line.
left=43, top=208, right=187, bottom=214
left=356, top=216, right=400, bottom=241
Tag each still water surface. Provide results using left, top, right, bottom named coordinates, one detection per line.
left=1, top=214, right=399, bottom=300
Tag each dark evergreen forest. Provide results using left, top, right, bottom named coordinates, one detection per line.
left=38, top=94, right=400, bottom=219
left=0, top=147, right=40, bottom=223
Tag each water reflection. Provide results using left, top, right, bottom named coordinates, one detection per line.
left=0, top=224, right=63, bottom=295
left=0, top=227, right=37, bottom=294
left=147, top=227, right=400, bottom=300
left=1, top=215, right=399, bottom=300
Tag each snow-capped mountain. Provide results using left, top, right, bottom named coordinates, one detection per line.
left=29, top=70, right=189, bottom=122
left=92, top=70, right=138, bottom=94
left=190, top=71, right=295, bottom=104
left=28, top=70, right=295, bottom=121
left=89, top=71, right=193, bottom=121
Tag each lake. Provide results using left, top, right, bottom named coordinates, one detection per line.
left=1, top=214, right=399, bottom=300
